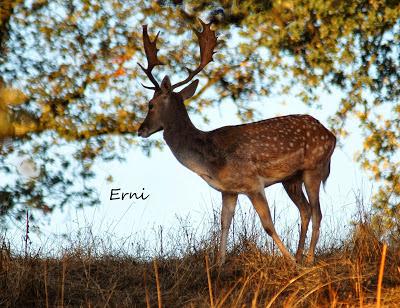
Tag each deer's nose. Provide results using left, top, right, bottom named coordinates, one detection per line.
left=137, top=126, right=147, bottom=138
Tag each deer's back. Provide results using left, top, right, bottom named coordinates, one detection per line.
left=203, top=114, right=335, bottom=190
left=211, top=114, right=334, bottom=159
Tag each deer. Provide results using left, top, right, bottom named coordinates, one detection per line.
left=137, top=19, right=336, bottom=265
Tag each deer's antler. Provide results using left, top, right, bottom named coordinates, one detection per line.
left=138, top=25, right=164, bottom=90
left=171, top=19, right=217, bottom=90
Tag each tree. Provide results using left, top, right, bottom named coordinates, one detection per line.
left=0, top=0, right=399, bottom=231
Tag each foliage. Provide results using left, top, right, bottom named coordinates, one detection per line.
left=195, top=0, right=400, bottom=229
left=0, top=0, right=399, bottom=225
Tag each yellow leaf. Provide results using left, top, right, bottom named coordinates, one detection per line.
left=0, top=88, right=27, bottom=106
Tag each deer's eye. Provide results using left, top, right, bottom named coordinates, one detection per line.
left=149, top=104, right=154, bottom=110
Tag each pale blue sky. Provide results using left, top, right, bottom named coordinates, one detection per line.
left=7, top=83, right=376, bottom=256
left=0, top=5, right=388, bottom=259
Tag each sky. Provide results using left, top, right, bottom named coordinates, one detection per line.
left=5, top=82, right=376, bottom=256
left=1, top=10, right=378, bottom=255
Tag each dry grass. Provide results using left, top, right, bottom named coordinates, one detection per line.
left=1, top=216, right=400, bottom=307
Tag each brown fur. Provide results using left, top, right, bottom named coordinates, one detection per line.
left=138, top=77, right=336, bottom=264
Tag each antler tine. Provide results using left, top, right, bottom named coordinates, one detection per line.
left=172, top=19, right=217, bottom=90
left=138, top=25, right=164, bottom=90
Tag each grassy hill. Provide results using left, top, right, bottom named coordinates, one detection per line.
left=1, top=215, right=399, bottom=307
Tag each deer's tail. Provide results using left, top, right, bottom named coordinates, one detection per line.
left=322, top=136, right=336, bottom=189
left=322, top=160, right=331, bottom=189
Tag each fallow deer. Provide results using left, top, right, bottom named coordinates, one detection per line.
left=137, top=20, right=336, bottom=264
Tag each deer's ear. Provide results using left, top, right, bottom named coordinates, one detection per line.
left=179, top=79, right=199, bottom=100
left=161, top=76, right=172, bottom=92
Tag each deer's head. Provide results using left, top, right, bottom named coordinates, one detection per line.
left=137, top=20, right=217, bottom=138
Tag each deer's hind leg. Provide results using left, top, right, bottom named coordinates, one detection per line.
left=247, top=190, right=294, bottom=261
left=303, top=168, right=323, bottom=263
left=283, top=175, right=312, bottom=263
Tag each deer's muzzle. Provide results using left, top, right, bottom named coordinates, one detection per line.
left=137, top=126, right=148, bottom=138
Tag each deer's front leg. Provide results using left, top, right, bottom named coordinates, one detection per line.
left=218, top=192, right=238, bottom=266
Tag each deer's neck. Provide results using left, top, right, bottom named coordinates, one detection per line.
left=163, top=102, right=201, bottom=149
left=163, top=102, right=211, bottom=174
